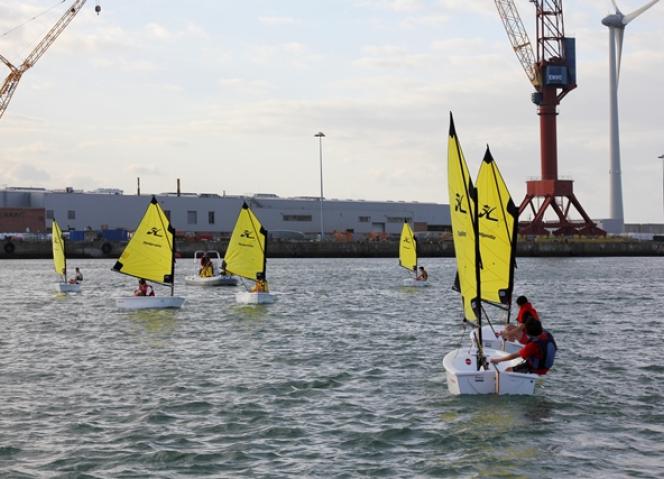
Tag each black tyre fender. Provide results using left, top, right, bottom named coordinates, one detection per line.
left=101, top=242, right=112, bottom=255
left=3, top=241, right=15, bottom=255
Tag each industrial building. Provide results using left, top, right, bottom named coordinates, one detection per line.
left=0, top=186, right=451, bottom=239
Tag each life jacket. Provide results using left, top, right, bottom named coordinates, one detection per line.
left=517, top=302, right=540, bottom=324
left=200, top=264, right=214, bottom=277
left=526, top=331, right=557, bottom=372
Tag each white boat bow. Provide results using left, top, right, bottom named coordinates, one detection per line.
left=57, top=282, right=81, bottom=293
left=116, top=296, right=185, bottom=310
left=235, top=291, right=277, bottom=304
left=184, top=275, right=238, bottom=286
left=443, top=347, right=540, bottom=395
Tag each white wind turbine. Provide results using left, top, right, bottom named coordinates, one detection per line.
left=602, top=0, right=661, bottom=233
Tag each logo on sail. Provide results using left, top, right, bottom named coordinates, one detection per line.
left=240, top=230, right=254, bottom=239
left=479, top=205, right=498, bottom=222
left=455, top=193, right=467, bottom=214
left=147, top=227, right=163, bottom=237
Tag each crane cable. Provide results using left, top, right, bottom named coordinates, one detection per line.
left=1, top=0, right=67, bottom=38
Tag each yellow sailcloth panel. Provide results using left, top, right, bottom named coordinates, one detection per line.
left=476, top=147, right=519, bottom=308
left=112, top=197, right=175, bottom=285
left=399, top=221, right=417, bottom=272
left=447, top=114, right=479, bottom=322
left=223, top=203, right=267, bottom=281
left=52, top=219, right=66, bottom=280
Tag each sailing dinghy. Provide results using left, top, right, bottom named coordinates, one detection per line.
left=399, top=220, right=429, bottom=287
left=184, top=250, right=238, bottom=286
left=224, top=203, right=276, bottom=304
left=442, top=114, right=538, bottom=395
left=52, top=219, right=80, bottom=293
left=112, top=196, right=185, bottom=310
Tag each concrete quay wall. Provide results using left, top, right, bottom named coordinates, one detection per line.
left=3, top=238, right=664, bottom=259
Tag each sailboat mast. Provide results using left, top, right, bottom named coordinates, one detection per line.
left=170, top=225, right=176, bottom=297
left=471, top=183, right=485, bottom=369
left=63, top=232, right=67, bottom=281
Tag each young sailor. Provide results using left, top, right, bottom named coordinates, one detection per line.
left=199, top=255, right=214, bottom=277
left=416, top=266, right=428, bottom=281
left=250, top=272, right=269, bottom=293
left=68, top=267, right=83, bottom=284
left=134, top=278, right=155, bottom=296
left=490, top=317, right=557, bottom=375
left=502, top=295, right=540, bottom=343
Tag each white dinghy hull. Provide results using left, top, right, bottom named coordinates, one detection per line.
left=401, top=278, right=430, bottom=288
left=235, top=291, right=276, bottom=304
left=57, top=283, right=81, bottom=293
left=116, top=296, right=185, bottom=310
left=184, top=275, right=238, bottom=287
left=470, top=326, right=522, bottom=354
left=443, top=347, right=538, bottom=396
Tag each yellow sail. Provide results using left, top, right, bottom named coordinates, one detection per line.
left=399, top=221, right=417, bottom=272
left=112, top=196, right=175, bottom=285
left=476, top=147, right=519, bottom=308
left=223, top=203, right=267, bottom=281
left=51, top=219, right=66, bottom=280
left=447, top=114, right=479, bottom=322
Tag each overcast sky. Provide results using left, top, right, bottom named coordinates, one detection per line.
left=0, top=0, right=663, bottom=223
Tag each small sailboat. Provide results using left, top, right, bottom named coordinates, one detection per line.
left=224, top=202, right=276, bottom=304
left=184, top=250, right=238, bottom=286
left=112, top=196, right=185, bottom=310
left=442, top=113, right=538, bottom=395
left=399, top=220, right=429, bottom=287
left=52, top=219, right=80, bottom=293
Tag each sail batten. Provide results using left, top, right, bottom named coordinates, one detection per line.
left=223, top=203, right=268, bottom=281
left=51, top=219, right=66, bottom=281
left=111, top=196, right=176, bottom=286
left=399, top=221, right=417, bottom=273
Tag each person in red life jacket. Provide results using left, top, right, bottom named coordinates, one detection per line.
left=490, top=317, right=557, bottom=375
left=133, top=278, right=155, bottom=297
left=501, top=295, right=541, bottom=343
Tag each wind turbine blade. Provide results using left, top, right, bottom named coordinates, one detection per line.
left=611, top=0, right=621, bottom=13
left=615, top=27, right=624, bottom=80
left=623, top=0, right=660, bottom=24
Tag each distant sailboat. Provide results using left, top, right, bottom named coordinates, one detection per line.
left=224, top=202, right=276, bottom=304
left=184, top=250, right=238, bottom=286
left=52, top=219, right=80, bottom=293
left=399, top=220, right=429, bottom=287
left=112, top=196, right=185, bottom=310
left=442, top=113, right=538, bottom=395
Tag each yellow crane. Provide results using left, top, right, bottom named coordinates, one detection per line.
left=0, top=0, right=100, bottom=120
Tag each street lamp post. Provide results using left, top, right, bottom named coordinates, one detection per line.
left=315, top=132, right=325, bottom=241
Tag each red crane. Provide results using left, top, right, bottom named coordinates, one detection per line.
left=495, top=0, right=605, bottom=236
left=0, top=0, right=100, bottom=120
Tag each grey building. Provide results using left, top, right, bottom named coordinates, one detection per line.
left=0, top=187, right=450, bottom=238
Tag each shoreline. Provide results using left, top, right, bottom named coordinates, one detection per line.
left=3, top=237, right=664, bottom=259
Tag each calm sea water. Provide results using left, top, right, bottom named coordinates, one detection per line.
left=1, top=257, right=663, bottom=478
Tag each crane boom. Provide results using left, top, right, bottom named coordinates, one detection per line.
left=494, top=0, right=539, bottom=88
left=0, top=0, right=88, bottom=120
